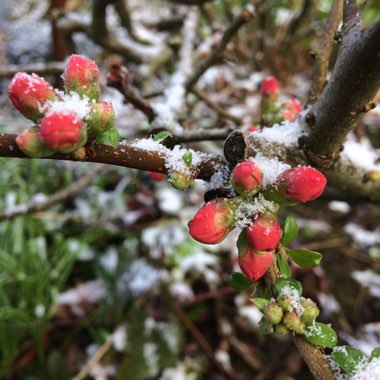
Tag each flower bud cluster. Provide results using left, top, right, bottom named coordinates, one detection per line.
left=257, top=290, right=320, bottom=335
left=9, top=55, right=116, bottom=157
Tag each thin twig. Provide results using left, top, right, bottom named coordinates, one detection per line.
left=173, top=127, right=233, bottom=143
left=0, top=62, right=66, bottom=78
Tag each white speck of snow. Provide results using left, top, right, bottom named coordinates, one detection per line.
left=345, top=223, right=380, bottom=247
left=100, top=248, right=119, bottom=274
left=328, top=201, right=351, bottom=213
left=250, top=153, right=291, bottom=187
left=160, top=361, right=198, bottom=380
left=279, top=286, right=305, bottom=315
left=144, top=343, right=159, bottom=377
left=352, top=270, right=380, bottom=298
left=238, top=305, right=262, bottom=328
left=317, top=292, right=341, bottom=317
left=112, top=326, right=127, bottom=352
left=170, top=281, right=194, bottom=302
left=156, top=186, right=184, bottom=214
left=215, top=349, right=232, bottom=370
left=180, top=251, right=218, bottom=273
left=34, top=304, right=46, bottom=318
left=349, top=357, right=380, bottom=380
left=208, top=164, right=231, bottom=190
left=296, top=217, right=332, bottom=233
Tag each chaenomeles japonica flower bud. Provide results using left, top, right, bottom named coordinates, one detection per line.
left=277, top=294, right=294, bottom=312
left=232, top=161, right=263, bottom=196
left=170, top=172, right=194, bottom=191
left=276, top=167, right=327, bottom=203
left=188, top=198, right=236, bottom=245
left=260, top=75, right=280, bottom=102
left=39, top=111, right=87, bottom=154
left=148, top=172, right=166, bottom=182
left=280, top=99, right=302, bottom=121
left=263, top=301, right=283, bottom=325
left=16, top=126, right=55, bottom=158
left=8, top=72, right=60, bottom=123
left=300, top=299, right=320, bottom=325
left=282, top=311, right=306, bottom=334
left=246, top=214, right=281, bottom=251
left=86, top=102, right=115, bottom=137
left=63, top=55, right=100, bottom=101
left=237, top=230, right=274, bottom=281
left=275, top=323, right=289, bottom=335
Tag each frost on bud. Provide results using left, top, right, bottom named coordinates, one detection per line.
left=170, top=172, right=194, bottom=191
left=86, top=102, right=115, bottom=137
left=246, top=214, right=281, bottom=251
left=148, top=172, right=166, bottom=182
left=282, top=311, right=306, bottom=334
left=276, top=167, right=327, bottom=203
left=8, top=72, right=60, bottom=122
left=188, top=199, right=235, bottom=245
left=263, top=302, right=283, bottom=325
left=260, top=76, right=280, bottom=101
left=16, top=126, right=54, bottom=158
left=237, top=230, right=274, bottom=281
left=281, top=99, right=302, bottom=121
left=39, top=111, right=87, bottom=153
left=63, top=55, right=100, bottom=101
left=300, top=299, right=320, bottom=325
left=232, top=161, right=263, bottom=196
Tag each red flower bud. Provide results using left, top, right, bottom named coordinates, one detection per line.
left=247, top=214, right=281, bottom=251
left=86, top=102, right=115, bottom=137
left=232, top=161, right=263, bottom=196
left=237, top=231, right=273, bottom=281
left=63, top=55, right=100, bottom=101
left=148, top=172, right=166, bottom=181
left=16, top=126, right=54, bottom=158
left=39, top=111, right=87, bottom=153
left=247, top=125, right=259, bottom=133
left=188, top=199, right=235, bottom=244
left=8, top=72, right=60, bottom=122
left=277, top=167, right=327, bottom=203
left=260, top=76, right=280, bottom=101
left=281, top=99, right=302, bottom=121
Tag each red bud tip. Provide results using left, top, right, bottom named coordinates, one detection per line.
left=277, top=167, right=327, bottom=203
left=238, top=249, right=274, bottom=281
left=64, top=55, right=100, bottom=101
left=246, top=214, right=281, bottom=251
left=232, top=161, right=263, bottom=195
left=247, top=125, right=259, bottom=132
left=281, top=99, right=302, bottom=121
left=260, top=76, right=280, bottom=101
left=39, top=111, right=87, bottom=153
left=15, top=127, right=54, bottom=158
left=148, top=172, right=166, bottom=181
left=188, top=199, right=235, bottom=244
left=8, top=72, right=60, bottom=122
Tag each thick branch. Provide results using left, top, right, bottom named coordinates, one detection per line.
left=303, top=21, right=380, bottom=168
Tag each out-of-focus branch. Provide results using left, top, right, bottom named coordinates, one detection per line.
left=307, top=0, right=343, bottom=104
left=184, top=8, right=254, bottom=91
left=0, top=62, right=66, bottom=78
left=167, top=0, right=213, bottom=4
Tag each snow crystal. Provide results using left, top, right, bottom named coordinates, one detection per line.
left=250, top=153, right=291, bottom=187
left=296, top=217, right=331, bottom=233
left=144, top=343, right=159, bottom=377
left=180, top=251, right=218, bottom=273
left=156, top=187, right=184, bottom=214
left=352, top=270, right=380, bottom=298
left=34, top=304, right=46, bottom=318
left=208, top=165, right=231, bottom=190
left=215, top=350, right=232, bottom=370
left=341, top=323, right=380, bottom=357
left=112, top=326, right=127, bottom=351
left=344, top=223, right=380, bottom=247
left=328, top=201, right=351, bottom=213
left=100, top=248, right=119, bottom=274
left=238, top=305, right=262, bottom=328
left=279, top=286, right=305, bottom=316
left=170, top=281, right=194, bottom=302
left=317, top=292, right=341, bottom=316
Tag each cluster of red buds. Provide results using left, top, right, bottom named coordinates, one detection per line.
left=188, top=161, right=327, bottom=281
left=254, top=75, right=302, bottom=129
left=9, top=55, right=115, bottom=157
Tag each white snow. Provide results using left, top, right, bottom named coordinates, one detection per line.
left=46, top=91, right=93, bottom=119
left=352, top=270, right=380, bottom=298
left=328, top=201, right=351, bottom=213
left=112, top=326, right=127, bottom=351
left=344, top=223, right=380, bottom=247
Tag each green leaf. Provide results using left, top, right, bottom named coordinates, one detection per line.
left=152, top=130, right=172, bottom=142
left=182, top=151, right=192, bottom=167
left=287, top=249, right=322, bottom=269
left=303, top=322, right=337, bottom=349
left=96, top=127, right=120, bottom=148
left=331, top=346, right=367, bottom=374
left=274, top=278, right=303, bottom=297
left=228, top=272, right=253, bottom=290
left=250, top=297, right=270, bottom=311
left=277, top=253, right=292, bottom=278
left=281, top=216, right=299, bottom=246
left=370, top=347, right=380, bottom=361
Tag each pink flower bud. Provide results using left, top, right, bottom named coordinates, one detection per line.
left=281, top=99, right=302, bottom=121
left=8, top=72, right=60, bottom=122
left=86, top=102, right=115, bottom=137
left=39, top=111, right=87, bottom=153
left=63, top=55, right=100, bottom=101
left=16, top=126, right=55, bottom=158
left=260, top=76, right=280, bottom=101
left=148, top=172, right=166, bottom=181
left=188, top=199, right=235, bottom=244
left=237, top=231, right=273, bottom=281
left=247, top=125, right=259, bottom=133
left=232, top=161, right=263, bottom=196
left=247, top=214, right=281, bottom=251
left=277, top=167, right=327, bottom=203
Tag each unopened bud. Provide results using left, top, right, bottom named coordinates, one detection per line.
left=263, top=302, right=283, bottom=325
left=275, top=323, right=289, bottom=335
left=232, top=161, right=263, bottom=196
left=170, top=172, right=194, bottom=191
left=16, top=126, right=54, bottom=158
left=300, top=299, right=320, bottom=325
left=283, top=312, right=306, bottom=334
left=246, top=214, right=281, bottom=251
left=86, top=102, right=115, bottom=137
left=259, top=317, right=274, bottom=334
left=277, top=294, right=294, bottom=312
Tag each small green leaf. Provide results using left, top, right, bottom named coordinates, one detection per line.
left=287, top=249, right=322, bottom=269
left=331, top=346, right=367, bottom=374
left=303, top=322, right=337, bottom=349
left=281, top=216, right=299, bottom=246
left=274, top=278, right=303, bottom=297
left=277, top=253, right=292, bottom=278
left=96, top=127, right=120, bottom=148
left=182, top=151, right=192, bottom=167
left=370, top=347, right=380, bottom=361
left=250, top=297, right=270, bottom=311
left=153, top=130, right=172, bottom=142
left=228, top=272, right=253, bottom=290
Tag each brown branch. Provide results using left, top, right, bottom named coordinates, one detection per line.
left=307, top=0, right=343, bottom=104
left=0, top=62, right=66, bottom=78
left=167, top=0, right=213, bottom=4
left=173, top=127, right=233, bottom=143
left=303, top=20, right=380, bottom=168
left=184, top=8, right=254, bottom=91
